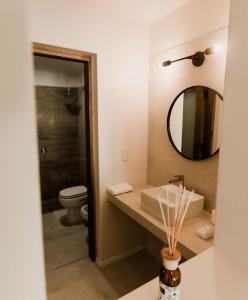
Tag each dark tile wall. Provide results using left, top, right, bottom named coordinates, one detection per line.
left=36, top=86, right=86, bottom=213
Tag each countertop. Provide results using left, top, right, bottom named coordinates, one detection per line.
left=109, top=185, right=213, bottom=258
left=118, top=247, right=248, bottom=300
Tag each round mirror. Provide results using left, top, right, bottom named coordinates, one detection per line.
left=167, top=86, right=223, bottom=160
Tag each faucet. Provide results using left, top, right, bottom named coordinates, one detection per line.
left=169, top=175, right=185, bottom=188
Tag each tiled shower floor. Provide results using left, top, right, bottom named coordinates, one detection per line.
left=42, top=209, right=88, bottom=271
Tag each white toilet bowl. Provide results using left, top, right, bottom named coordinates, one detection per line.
left=59, top=186, right=87, bottom=226
left=80, top=204, right=88, bottom=223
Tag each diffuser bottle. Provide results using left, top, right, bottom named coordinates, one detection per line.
left=159, top=247, right=181, bottom=300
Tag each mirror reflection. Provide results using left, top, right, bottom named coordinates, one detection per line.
left=167, top=86, right=223, bottom=160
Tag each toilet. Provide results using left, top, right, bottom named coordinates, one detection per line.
left=81, top=204, right=88, bottom=224
left=59, top=185, right=87, bottom=226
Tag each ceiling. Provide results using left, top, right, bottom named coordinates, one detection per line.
left=88, top=0, right=192, bottom=25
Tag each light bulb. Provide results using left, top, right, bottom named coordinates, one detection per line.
left=162, top=60, right=172, bottom=67
left=212, top=43, right=224, bottom=54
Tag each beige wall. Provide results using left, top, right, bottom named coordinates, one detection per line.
left=27, top=0, right=150, bottom=262
left=151, top=0, right=230, bottom=55
left=148, top=26, right=229, bottom=212
left=215, top=0, right=248, bottom=268
left=0, top=1, right=46, bottom=299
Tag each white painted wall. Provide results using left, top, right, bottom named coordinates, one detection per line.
left=215, top=0, right=248, bottom=268
left=212, top=98, right=223, bottom=152
left=170, top=94, right=184, bottom=151
left=0, top=1, right=46, bottom=299
left=27, top=0, right=150, bottom=261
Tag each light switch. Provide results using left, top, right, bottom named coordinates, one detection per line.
left=122, top=147, right=128, bottom=161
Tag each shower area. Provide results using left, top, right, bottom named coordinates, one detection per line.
left=34, top=55, right=89, bottom=271
left=35, top=57, right=87, bottom=213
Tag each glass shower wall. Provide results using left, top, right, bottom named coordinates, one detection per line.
left=36, top=86, right=87, bottom=213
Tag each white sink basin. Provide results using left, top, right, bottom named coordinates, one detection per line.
left=141, top=184, right=204, bottom=225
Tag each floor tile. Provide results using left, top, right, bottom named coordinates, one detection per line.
left=46, top=250, right=160, bottom=299
left=43, top=209, right=88, bottom=271
left=43, top=210, right=160, bottom=300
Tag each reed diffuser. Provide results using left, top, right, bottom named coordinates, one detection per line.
left=157, top=185, right=194, bottom=300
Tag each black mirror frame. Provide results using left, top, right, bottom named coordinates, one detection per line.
left=167, top=85, right=223, bottom=161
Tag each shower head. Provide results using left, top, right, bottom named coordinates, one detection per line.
left=65, top=87, right=83, bottom=115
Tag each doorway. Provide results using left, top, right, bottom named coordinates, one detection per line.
left=33, top=43, right=98, bottom=265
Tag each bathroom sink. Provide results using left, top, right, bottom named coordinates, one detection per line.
left=141, top=184, right=204, bottom=225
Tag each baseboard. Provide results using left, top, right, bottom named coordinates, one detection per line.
left=96, top=244, right=146, bottom=268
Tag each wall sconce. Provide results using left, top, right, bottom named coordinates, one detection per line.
left=162, top=45, right=223, bottom=68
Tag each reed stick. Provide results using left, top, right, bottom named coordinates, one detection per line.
left=166, top=188, right=172, bottom=255
left=157, top=194, right=171, bottom=252
left=171, top=187, right=183, bottom=251
left=157, top=185, right=195, bottom=256
left=173, top=190, right=194, bottom=252
left=172, top=189, right=180, bottom=251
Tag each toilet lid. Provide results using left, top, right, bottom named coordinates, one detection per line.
left=59, top=186, right=87, bottom=199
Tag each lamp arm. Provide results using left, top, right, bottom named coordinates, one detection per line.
left=170, top=55, right=193, bottom=64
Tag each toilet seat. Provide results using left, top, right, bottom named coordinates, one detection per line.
left=59, top=186, right=87, bottom=199
left=59, top=194, right=87, bottom=202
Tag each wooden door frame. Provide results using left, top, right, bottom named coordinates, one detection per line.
left=33, top=42, right=99, bottom=261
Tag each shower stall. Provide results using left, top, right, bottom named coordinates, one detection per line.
left=35, top=56, right=87, bottom=213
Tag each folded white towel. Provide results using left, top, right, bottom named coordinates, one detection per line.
left=108, top=183, right=134, bottom=196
